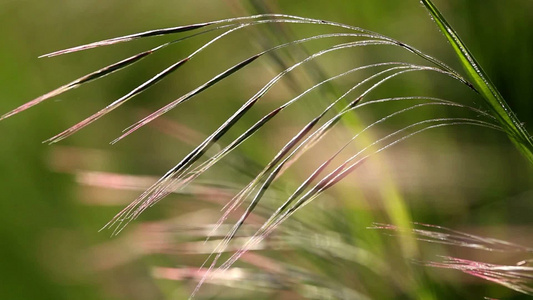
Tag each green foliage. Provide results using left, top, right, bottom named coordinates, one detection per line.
left=421, top=0, right=533, bottom=163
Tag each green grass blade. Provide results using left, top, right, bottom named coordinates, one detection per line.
left=421, top=0, right=533, bottom=164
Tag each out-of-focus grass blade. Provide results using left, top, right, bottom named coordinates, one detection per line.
left=421, top=0, right=533, bottom=164
left=371, top=222, right=533, bottom=252
left=423, top=256, right=533, bottom=295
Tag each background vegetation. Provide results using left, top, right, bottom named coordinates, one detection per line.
left=0, top=0, right=531, bottom=299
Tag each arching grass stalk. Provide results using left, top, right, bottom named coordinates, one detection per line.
left=193, top=114, right=501, bottom=294
left=198, top=118, right=502, bottom=296
left=101, top=43, right=464, bottom=234
left=1, top=14, right=480, bottom=234
left=421, top=0, right=533, bottom=164
left=1, top=6, right=529, bottom=297
left=105, top=63, right=449, bottom=234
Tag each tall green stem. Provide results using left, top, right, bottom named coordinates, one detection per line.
left=421, top=0, right=533, bottom=164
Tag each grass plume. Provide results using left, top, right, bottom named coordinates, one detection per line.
left=2, top=2, right=531, bottom=298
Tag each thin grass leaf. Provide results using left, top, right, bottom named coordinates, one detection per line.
left=421, top=0, right=533, bottom=163
left=371, top=222, right=533, bottom=253
left=422, top=256, right=533, bottom=295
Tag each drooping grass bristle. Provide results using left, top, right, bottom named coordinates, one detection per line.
left=3, top=4, right=531, bottom=298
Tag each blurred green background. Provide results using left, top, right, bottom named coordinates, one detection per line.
left=0, top=0, right=532, bottom=299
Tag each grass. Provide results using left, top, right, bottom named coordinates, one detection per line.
left=1, top=0, right=532, bottom=299
left=420, top=0, right=533, bottom=163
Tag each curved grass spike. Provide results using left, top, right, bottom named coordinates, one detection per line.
left=102, top=40, right=411, bottom=233
left=214, top=118, right=503, bottom=277
left=3, top=14, right=473, bottom=146
left=38, top=14, right=305, bottom=57
left=210, top=67, right=477, bottom=240
left=421, top=0, right=533, bottom=164
left=0, top=22, right=250, bottom=121
left=221, top=105, right=500, bottom=252
left=125, top=64, right=412, bottom=229
left=106, top=62, right=472, bottom=235
left=195, top=93, right=498, bottom=291
left=0, top=23, right=241, bottom=122
left=111, top=38, right=392, bottom=144
left=104, top=41, right=400, bottom=234
left=45, top=19, right=321, bottom=144
left=202, top=119, right=502, bottom=297
left=208, top=93, right=497, bottom=239
left=43, top=16, right=470, bottom=144
left=216, top=102, right=487, bottom=250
